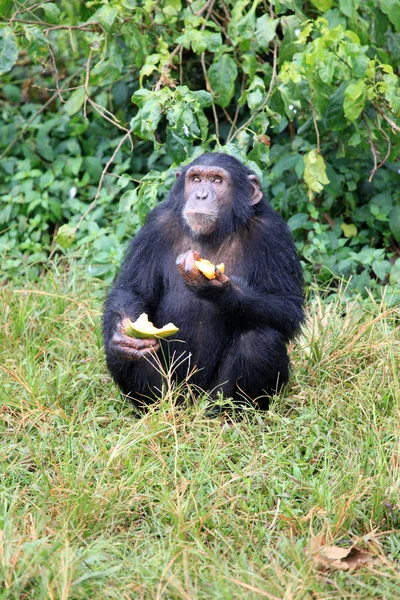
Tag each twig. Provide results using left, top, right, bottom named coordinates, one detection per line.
left=179, top=44, right=183, bottom=86
left=83, top=47, right=93, bottom=119
left=81, top=45, right=132, bottom=140
left=0, top=67, right=85, bottom=161
left=195, top=0, right=215, bottom=17
left=154, top=44, right=182, bottom=91
left=220, top=0, right=231, bottom=21
left=230, top=40, right=278, bottom=142
left=43, top=23, right=100, bottom=34
left=376, top=117, right=391, bottom=168
left=364, top=112, right=392, bottom=181
left=153, top=0, right=217, bottom=91
left=74, top=130, right=133, bottom=232
left=375, top=106, right=400, bottom=134
left=47, top=43, right=64, bottom=104
left=200, top=0, right=217, bottom=24
left=227, top=75, right=245, bottom=142
left=200, top=52, right=219, bottom=142
left=10, top=0, right=54, bottom=23
left=363, top=113, right=380, bottom=182
left=310, top=101, right=320, bottom=154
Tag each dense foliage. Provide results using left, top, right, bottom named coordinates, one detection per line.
left=0, top=0, right=399, bottom=299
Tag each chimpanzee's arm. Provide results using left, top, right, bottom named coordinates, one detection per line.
left=215, top=280, right=304, bottom=340
left=103, top=215, right=164, bottom=345
left=197, top=216, right=305, bottom=340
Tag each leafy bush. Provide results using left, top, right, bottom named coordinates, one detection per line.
left=0, top=0, right=399, bottom=299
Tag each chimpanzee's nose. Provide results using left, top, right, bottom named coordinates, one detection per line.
left=196, top=187, right=208, bottom=200
left=195, top=187, right=208, bottom=199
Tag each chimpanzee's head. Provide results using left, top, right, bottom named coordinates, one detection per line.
left=173, top=153, right=263, bottom=238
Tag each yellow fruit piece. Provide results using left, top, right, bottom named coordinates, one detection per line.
left=124, top=313, right=179, bottom=339
left=195, top=258, right=225, bottom=279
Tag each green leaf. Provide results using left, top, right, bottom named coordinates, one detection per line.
left=311, top=0, right=334, bottom=10
left=319, top=54, right=335, bottom=84
left=208, top=55, right=238, bottom=108
left=255, top=14, right=279, bottom=49
left=36, top=135, right=55, bottom=162
left=343, top=80, right=366, bottom=121
left=325, top=84, right=347, bottom=131
left=0, top=0, right=13, bottom=19
left=191, top=90, right=213, bottom=108
left=119, top=189, right=138, bottom=213
left=177, top=27, right=222, bottom=54
left=389, top=205, right=400, bottom=241
left=304, top=149, right=330, bottom=193
left=380, top=0, right=400, bottom=31
left=242, top=53, right=258, bottom=79
left=56, top=225, right=76, bottom=249
left=90, top=5, right=118, bottom=31
left=131, top=97, right=162, bottom=141
left=287, top=213, right=310, bottom=231
left=247, top=88, right=264, bottom=111
left=166, top=128, right=192, bottom=162
left=339, top=0, right=357, bottom=20
left=248, top=141, right=270, bottom=165
left=64, top=88, right=86, bottom=116
left=23, top=26, right=49, bottom=65
left=372, top=259, right=391, bottom=280
left=341, top=222, right=358, bottom=237
left=0, top=26, right=18, bottom=75
left=390, top=258, right=400, bottom=284
left=42, top=3, right=60, bottom=24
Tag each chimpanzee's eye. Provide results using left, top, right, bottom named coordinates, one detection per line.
left=213, top=177, right=222, bottom=184
left=193, top=175, right=201, bottom=183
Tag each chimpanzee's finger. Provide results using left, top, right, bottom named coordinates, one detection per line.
left=138, top=343, right=160, bottom=355
left=184, top=251, right=196, bottom=273
left=176, top=253, right=186, bottom=266
left=215, top=269, right=230, bottom=284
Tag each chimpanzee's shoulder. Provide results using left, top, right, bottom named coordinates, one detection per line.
left=250, top=206, right=293, bottom=242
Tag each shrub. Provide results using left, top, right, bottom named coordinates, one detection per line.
left=0, top=0, right=399, bottom=299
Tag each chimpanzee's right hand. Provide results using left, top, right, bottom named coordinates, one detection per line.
left=109, top=318, right=160, bottom=361
left=176, top=250, right=230, bottom=290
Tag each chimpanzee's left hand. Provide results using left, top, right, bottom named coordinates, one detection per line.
left=176, top=250, right=230, bottom=291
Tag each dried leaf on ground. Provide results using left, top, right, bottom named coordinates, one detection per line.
left=309, top=536, right=378, bottom=571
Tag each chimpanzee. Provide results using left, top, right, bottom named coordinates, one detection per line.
left=103, top=153, right=304, bottom=411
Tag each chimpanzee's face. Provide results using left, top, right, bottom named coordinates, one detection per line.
left=182, top=166, right=233, bottom=236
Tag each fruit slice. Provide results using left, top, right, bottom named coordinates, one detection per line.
left=194, top=258, right=225, bottom=280
left=124, top=313, right=179, bottom=339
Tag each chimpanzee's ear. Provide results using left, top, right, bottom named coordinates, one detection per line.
left=248, top=174, right=263, bottom=205
left=176, top=171, right=182, bottom=180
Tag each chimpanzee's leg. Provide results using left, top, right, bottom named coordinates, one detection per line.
left=107, top=353, right=165, bottom=408
left=211, top=328, right=290, bottom=409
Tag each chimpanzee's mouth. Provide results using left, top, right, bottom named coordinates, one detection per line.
left=183, top=210, right=218, bottom=235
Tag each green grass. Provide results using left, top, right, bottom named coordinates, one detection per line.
left=1, top=271, right=399, bottom=599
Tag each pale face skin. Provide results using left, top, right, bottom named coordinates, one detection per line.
left=183, top=166, right=233, bottom=236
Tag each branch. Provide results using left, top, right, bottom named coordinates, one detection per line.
left=226, top=75, right=245, bottom=143
left=154, top=0, right=217, bottom=91
left=363, top=113, right=380, bottom=182
left=375, top=106, right=400, bottom=134
left=74, top=130, right=133, bottom=232
left=0, top=67, right=85, bottom=162
left=230, top=38, right=278, bottom=142
left=310, top=101, right=320, bottom=154
left=154, top=44, right=182, bottom=91
left=201, top=52, right=219, bottom=142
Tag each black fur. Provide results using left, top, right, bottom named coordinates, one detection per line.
left=103, top=153, right=305, bottom=409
